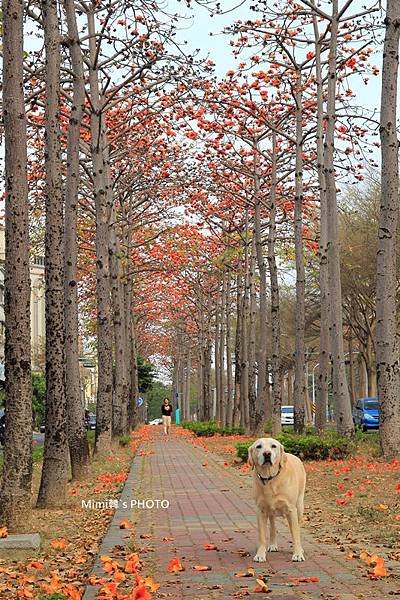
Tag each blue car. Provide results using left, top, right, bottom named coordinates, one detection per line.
left=353, top=397, right=379, bottom=432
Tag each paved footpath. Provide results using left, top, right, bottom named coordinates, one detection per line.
left=84, top=430, right=398, bottom=599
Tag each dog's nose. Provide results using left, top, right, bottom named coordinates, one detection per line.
left=263, top=451, right=271, bottom=458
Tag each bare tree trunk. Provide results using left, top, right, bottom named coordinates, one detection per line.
left=203, top=318, right=212, bottom=420
left=219, top=274, right=226, bottom=424
left=358, top=355, right=367, bottom=398
left=233, top=271, right=243, bottom=427
left=214, top=302, right=221, bottom=422
left=314, top=15, right=329, bottom=434
left=185, top=350, right=191, bottom=420
left=129, top=311, right=139, bottom=429
left=324, top=1, right=354, bottom=438
left=264, top=377, right=272, bottom=423
left=0, top=0, right=33, bottom=528
left=268, top=133, right=282, bottom=437
left=287, top=367, right=293, bottom=406
left=37, top=0, right=68, bottom=508
left=64, top=0, right=89, bottom=479
left=376, top=0, right=400, bottom=457
left=249, top=236, right=262, bottom=434
left=110, top=222, right=128, bottom=437
left=198, top=348, right=204, bottom=421
left=225, top=271, right=233, bottom=427
left=253, top=144, right=268, bottom=423
left=293, top=79, right=306, bottom=435
left=87, top=9, right=113, bottom=452
left=348, top=338, right=356, bottom=406
left=241, top=214, right=250, bottom=429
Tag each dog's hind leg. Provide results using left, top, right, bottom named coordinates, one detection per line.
left=267, top=515, right=278, bottom=552
left=254, top=509, right=268, bottom=562
left=297, top=493, right=304, bottom=523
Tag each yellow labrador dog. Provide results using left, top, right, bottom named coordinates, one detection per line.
left=248, top=437, right=306, bottom=563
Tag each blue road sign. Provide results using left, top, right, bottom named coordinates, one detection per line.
left=137, top=397, right=143, bottom=407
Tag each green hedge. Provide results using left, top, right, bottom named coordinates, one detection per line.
left=237, top=432, right=352, bottom=462
left=181, top=421, right=244, bottom=437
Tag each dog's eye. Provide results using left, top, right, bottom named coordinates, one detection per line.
left=256, top=444, right=262, bottom=449
left=271, top=444, right=276, bottom=448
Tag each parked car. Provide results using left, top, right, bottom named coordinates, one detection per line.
left=353, top=397, right=379, bottom=431
left=39, top=420, right=46, bottom=433
left=86, top=414, right=96, bottom=430
left=281, top=405, right=294, bottom=425
left=149, top=418, right=163, bottom=426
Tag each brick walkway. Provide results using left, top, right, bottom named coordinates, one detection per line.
left=84, top=430, right=398, bottom=599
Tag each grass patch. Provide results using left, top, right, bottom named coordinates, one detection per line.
left=181, top=421, right=244, bottom=437
left=119, top=434, right=132, bottom=447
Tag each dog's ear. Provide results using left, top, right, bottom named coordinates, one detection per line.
left=279, top=441, right=287, bottom=469
left=247, top=442, right=255, bottom=467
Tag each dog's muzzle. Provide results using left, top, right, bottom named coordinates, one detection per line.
left=263, top=452, right=272, bottom=465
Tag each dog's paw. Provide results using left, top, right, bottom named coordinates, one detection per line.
left=253, top=551, right=267, bottom=562
left=292, top=550, right=305, bottom=562
left=267, top=544, right=278, bottom=552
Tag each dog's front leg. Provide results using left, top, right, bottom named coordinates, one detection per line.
left=254, top=509, right=267, bottom=562
left=267, top=515, right=278, bottom=552
left=286, top=508, right=305, bottom=562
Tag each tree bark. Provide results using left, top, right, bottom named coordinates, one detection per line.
left=324, top=1, right=354, bottom=438
left=0, top=0, right=33, bottom=528
left=293, top=79, right=306, bottom=435
left=376, top=0, right=400, bottom=457
left=225, top=271, right=233, bottom=427
left=129, top=312, right=139, bottom=429
left=233, top=271, right=243, bottom=427
left=268, top=132, right=282, bottom=437
left=184, top=349, right=191, bottom=420
left=219, top=274, right=226, bottom=424
left=249, top=236, right=261, bottom=434
left=110, top=222, right=128, bottom=437
left=241, top=214, right=250, bottom=429
left=37, top=0, right=68, bottom=508
left=253, top=144, right=268, bottom=424
left=63, top=0, right=89, bottom=479
left=314, top=15, right=329, bottom=434
left=87, top=9, right=113, bottom=452
left=214, top=301, right=221, bottom=422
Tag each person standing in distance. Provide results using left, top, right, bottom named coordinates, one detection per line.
left=161, top=398, right=172, bottom=435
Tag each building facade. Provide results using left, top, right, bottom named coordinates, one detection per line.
left=0, top=225, right=46, bottom=373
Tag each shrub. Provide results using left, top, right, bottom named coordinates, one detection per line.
left=181, top=421, right=244, bottom=437
left=236, top=432, right=352, bottom=462
left=119, top=435, right=131, bottom=447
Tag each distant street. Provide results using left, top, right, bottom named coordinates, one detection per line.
left=0, top=431, right=44, bottom=454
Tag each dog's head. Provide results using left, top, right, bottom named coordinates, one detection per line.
left=247, top=437, right=287, bottom=469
